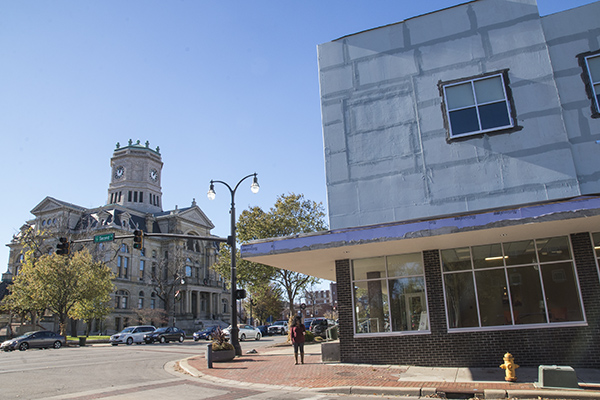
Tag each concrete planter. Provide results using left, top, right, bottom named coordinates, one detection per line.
left=210, top=348, right=235, bottom=362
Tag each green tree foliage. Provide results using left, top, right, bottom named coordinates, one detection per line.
left=245, top=283, right=284, bottom=325
left=69, top=256, right=114, bottom=336
left=3, top=250, right=114, bottom=336
left=212, top=193, right=328, bottom=318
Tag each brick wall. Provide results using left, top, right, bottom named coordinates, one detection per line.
left=336, top=232, right=600, bottom=367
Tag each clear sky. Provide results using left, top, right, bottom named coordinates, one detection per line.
left=0, top=0, right=595, bottom=288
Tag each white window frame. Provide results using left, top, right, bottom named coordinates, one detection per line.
left=442, top=72, right=515, bottom=139
left=441, top=236, right=586, bottom=333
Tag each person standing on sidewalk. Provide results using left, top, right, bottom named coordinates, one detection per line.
left=290, top=315, right=305, bottom=365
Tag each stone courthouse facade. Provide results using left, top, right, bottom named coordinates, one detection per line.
left=2, top=140, right=230, bottom=335
left=242, top=0, right=600, bottom=368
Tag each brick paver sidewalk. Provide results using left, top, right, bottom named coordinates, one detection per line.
left=185, top=348, right=536, bottom=393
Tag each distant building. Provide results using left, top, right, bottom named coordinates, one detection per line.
left=243, top=0, right=600, bottom=368
left=301, top=288, right=334, bottom=318
left=2, top=140, right=230, bottom=334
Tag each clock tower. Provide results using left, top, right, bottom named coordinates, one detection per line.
left=107, top=140, right=163, bottom=213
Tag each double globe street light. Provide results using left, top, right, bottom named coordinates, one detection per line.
left=207, top=173, right=259, bottom=356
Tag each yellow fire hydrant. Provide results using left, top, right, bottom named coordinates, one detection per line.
left=500, top=352, right=519, bottom=382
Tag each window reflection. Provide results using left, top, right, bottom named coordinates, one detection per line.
left=352, top=253, right=427, bottom=335
left=442, top=236, right=583, bottom=330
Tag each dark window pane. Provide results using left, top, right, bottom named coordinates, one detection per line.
left=478, top=101, right=510, bottom=130
left=541, top=262, right=583, bottom=322
left=536, top=236, right=571, bottom=263
left=472, top=243, right=504, bottom=269
left=441, top=248, right=472, bottom=271
left=504, top=240, right=537, bottom=266
left=389, top=277, right=427, bottom=331
left=444, top=272, right=478, bottom=328
left=449, top=107, right=479, bottom=136
left=508, top=266, right=546, bottom=325
left=475, top=269, right=511, bottom=326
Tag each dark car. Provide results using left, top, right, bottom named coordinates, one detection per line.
left=310, top=318, right=336, bottom=337
left=256, top=325, right=269, bottom=337
left=303, top=318, right=314, bottom=330
left=193, top=325, right=219, bottom=341
left=143, top=327, right=185, bottom=344
left=1, top=331, right=66, bottom=352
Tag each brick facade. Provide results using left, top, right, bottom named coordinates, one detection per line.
left=336, top=233, right=600, bottom=368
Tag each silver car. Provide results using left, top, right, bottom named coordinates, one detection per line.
left=1, top=331, right=66, bottom=351
left=109, top=325, right=155, bottom=345
left=223, top=324, right=262, bottom=341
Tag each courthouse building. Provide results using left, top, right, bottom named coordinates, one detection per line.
left=242, top=0, right=600, bottom=367
left=2, top=140, right=229, bottom=334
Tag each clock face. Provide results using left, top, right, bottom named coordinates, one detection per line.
left=114, top=166, right=125, bottom=179
left=150, top=169, right=158, bottom=182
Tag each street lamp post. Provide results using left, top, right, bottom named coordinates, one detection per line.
left=207, top=173, right=259, bottom=356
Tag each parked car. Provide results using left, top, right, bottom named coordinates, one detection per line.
left=223, top=324, right=262, bottom=341
left=267, top=320, right=289, bottom=335
left=256, top=325, right=269, bottom=337
left=310, top=318, right=336, bottom=337
left=303, top=318, right=314, bottom=330
left=193, top=325, right=219, bottom=341
left=143, top=327, right=185, bottom=344
left=1, top=331, right=66, bottom=352
left=109, top=325, right=155, bottom=346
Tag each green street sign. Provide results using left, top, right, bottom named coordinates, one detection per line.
left=93, top=233, right=114, bottom=243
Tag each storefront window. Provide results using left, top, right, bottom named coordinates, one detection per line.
left=442, top=236, right=584, bottom=331
left=352, top=253, right=428, bottom=335
left=593, top=232, right=600, bottom=277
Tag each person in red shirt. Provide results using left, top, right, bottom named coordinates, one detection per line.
left=290, top=315, right=306, bottom=365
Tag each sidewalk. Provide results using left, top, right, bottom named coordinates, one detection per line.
left=180, top=341, right=600, bottom=399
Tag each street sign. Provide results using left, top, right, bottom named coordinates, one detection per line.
left=93, top=233, right=114, bottom=243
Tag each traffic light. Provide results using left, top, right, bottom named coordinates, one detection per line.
left=133, top=230, right=144, bottom=250
left=56, top=237, right=70, bottom=256
left=235, top=289, right=247, bottom=300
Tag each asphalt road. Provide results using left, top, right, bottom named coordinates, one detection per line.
left=0, top=335, right=391, bottom=400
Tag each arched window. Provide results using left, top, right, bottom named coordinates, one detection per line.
left=185, top=258, right=193, bottom=277
left=150, top=292, right=156, bottom=309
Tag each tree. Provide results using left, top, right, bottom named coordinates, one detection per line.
left=2, top=250, right=114, bottom=336
left=69, top=258, right=114, bottom=336
left=134, top=308, right=168, bottom=326
left=147, top=244, right=187, bottom=325
left=212, top=193, right=328, bottom=319
left=244, top=283, right=284, bottom=325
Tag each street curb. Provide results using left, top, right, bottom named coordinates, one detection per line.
left=177, top=356, right=600, bottom=399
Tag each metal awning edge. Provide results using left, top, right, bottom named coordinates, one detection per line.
left=241, top=196, right=600, bottom=259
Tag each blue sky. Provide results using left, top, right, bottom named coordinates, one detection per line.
left=0, top=0, right=595, bottom=288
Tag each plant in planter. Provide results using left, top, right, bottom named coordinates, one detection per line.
left=208, top=327, right=235, bottom=362
left=211, top=327, right=234, bottom=351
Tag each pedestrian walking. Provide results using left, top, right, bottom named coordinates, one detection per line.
left=290, top=315, right=305, bottom=365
